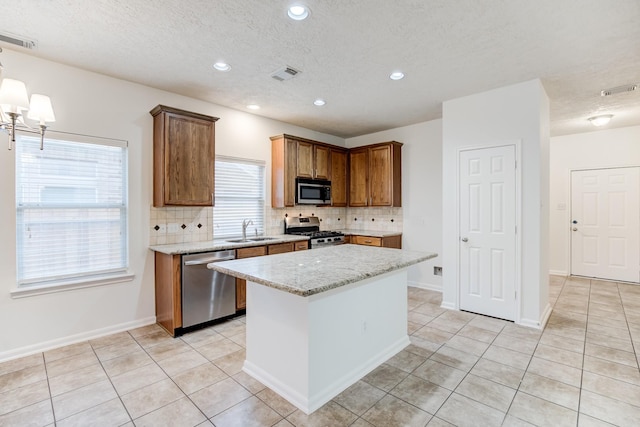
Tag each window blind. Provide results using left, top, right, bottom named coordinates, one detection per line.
left=16, top=134, right=128, bottom=285
left=213, top=157, right=265, bottom=239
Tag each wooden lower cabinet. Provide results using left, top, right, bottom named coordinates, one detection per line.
left=268, top=242, right=294, bottom=255
left=351, top=234, right=402, bottom=249
left=235, top=246, right=267, bottom=310
left=294, top=240, right=309, bottom=251
left=154, top=252, right=182, bottom=335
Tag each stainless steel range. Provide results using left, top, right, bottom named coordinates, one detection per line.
left=284, top=216, right=345, bottom=248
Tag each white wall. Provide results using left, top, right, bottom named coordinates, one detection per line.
left=442, top=80, right=550, bottom=328
left=0, top=49, right=344, bottom=361
left=346, top=120, right=443, bottom=290
left=549, top=125, right=640, bottom=275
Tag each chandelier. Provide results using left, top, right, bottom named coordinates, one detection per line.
left=0, top=48, right=56, bottom=150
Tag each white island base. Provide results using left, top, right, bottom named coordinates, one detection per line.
left=243, top=269, right=409, bottom=414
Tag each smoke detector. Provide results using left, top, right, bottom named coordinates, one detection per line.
left=0, top=31, right=37, bottom=49
left=271, top=66, right=301, bottom=82
left=601, top=83, right=638, bottom=97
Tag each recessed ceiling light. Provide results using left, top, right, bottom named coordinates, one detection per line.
left=247, top=104, right=260, bottom=110
left=213, top=62, right=231, bottom=72
left=313, top=99, right=326, bottom=106
left=288, top=4, right=310, bottom=20
left=389, top=72, right=405, bottom=81
left=588, top=114, right=613, bottom=126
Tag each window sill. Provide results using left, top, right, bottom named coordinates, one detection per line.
left=10, top=272, right=135, bottom=299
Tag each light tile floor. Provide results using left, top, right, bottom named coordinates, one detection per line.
left=2, top=275, right=640, bottom=426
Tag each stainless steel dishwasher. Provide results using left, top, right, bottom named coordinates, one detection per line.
left=181, top=250, right=236, bottom=328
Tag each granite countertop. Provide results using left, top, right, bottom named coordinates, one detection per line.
left=340, top=229, right=402, bottom=238
left=149, top=234, right=309, bottom=255
left=208, top=244, right=437, bottom=297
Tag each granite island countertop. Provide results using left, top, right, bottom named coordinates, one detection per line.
left=208, top=244, right=437, bottom=297
left=149, top=234, right=309, bottom=255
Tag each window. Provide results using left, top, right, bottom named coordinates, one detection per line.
left=15, top=133, right=128, bottom=287
left=213, top=156, right=265, bottom=239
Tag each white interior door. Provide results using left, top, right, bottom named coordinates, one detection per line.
left=459, top=145, right=517, bottom=321
left=571, top=167, right=640, bottom=283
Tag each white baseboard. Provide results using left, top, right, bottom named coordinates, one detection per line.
left=549, top=270, right=568, bottom=276
left=407, top=281, right=442, bottom=292
left=0, top=316, right=157, bottom=363
left=440, top=301, right=456, bottom=310
left=517, top=303, right=551, bottom=330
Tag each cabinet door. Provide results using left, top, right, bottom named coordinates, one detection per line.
left=294, top=240, right=309, bottom=250
left=164, top=114, right=215, bottom=206
left=297, top=141, right=314, bottom=178
left=235, top=246, right=267, bottom=310
left=272, top=136, right=297, bottom=207
left=314, top=145, right=331, bottom=180
left=349, top=148, right=369, bottom=207
left=330, top=149, right=348, bottom=207
left=267, top=242, right=294, bottom=255
left=352, top=235, right=382, bottom=246
left=369, top=144, right=392, bottom=206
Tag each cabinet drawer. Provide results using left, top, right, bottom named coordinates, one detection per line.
left=236, top=246, right=267, bottom=259
left=294, top=241, right=309, bottom=251
left=352, top=235, right=382, bottom=246
left=268, top=242, right=294, bottom=255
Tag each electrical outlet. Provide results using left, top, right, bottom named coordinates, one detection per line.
left=158, top=224, right=167, bottom=233
left=434, top=266, right=443, bottom=276
left=186, top=223, right=196, bottom=232
left=168, top=223, right=179, bottom=233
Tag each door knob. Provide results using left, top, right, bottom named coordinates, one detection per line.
left=572, top=227, right=578, bottom=231
left=461, top=237, right=468, bottom=242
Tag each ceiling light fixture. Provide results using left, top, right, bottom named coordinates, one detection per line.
left=389, top=71, right=405, bottom=81
left=313, top=99, right=326, bottom=106
left=213, top=62, right=231, bottom=72
left=588, top=114, right=613, bottom=127
left=0, top=49, right=56, bottom=150
left=288, top=4, right=310, bottom=20
left=247, top=104, right=260, bottom=110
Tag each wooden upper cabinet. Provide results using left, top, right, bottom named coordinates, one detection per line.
left=297, top=141, right=314, bottom=178
left=349, top=141, right=402, bottom=207
left=151, top=105, right=219, bottom=207
left=297, top=141, right=330, bottom=180
left=349, top=147, right=369, bottom=207
left=271, top=135, right=298, bottom=207
left=314, top=145, right=331, bottom=180
left=330, top=149, right=348, bottom=207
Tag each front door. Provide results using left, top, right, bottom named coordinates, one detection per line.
left=571, top=167, right=640, bottom=283
left=459, top=145, right=517, bottom=320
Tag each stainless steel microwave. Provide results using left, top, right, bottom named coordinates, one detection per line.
left=296, top=178, right=331, bottom=205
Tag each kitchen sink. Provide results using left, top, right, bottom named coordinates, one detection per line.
left=225, top=237, right=277, bottom=243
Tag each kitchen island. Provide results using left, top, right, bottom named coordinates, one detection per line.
left=208, top=244, right=436, bottom=414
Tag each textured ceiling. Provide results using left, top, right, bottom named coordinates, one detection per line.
left=1, top=0, right=639, bottom=138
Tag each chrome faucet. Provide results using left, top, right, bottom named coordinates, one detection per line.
left=242, top=219, right=254, bottom=241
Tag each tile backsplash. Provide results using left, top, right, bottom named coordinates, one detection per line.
left=150, top=205, right=403, bottom=246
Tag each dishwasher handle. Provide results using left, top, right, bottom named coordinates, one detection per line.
left=184, top=256, right=235, bottom=266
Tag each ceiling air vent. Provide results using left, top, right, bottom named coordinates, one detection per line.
left=271, top=66, right=301, bottom=82
left=0, top=32, right=37, bottom=49
left=601, top=83, right=638, bottom=97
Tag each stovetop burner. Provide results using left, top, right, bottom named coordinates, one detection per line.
left=284, top=216, right=345, bottom=248
left=290, top=230, right=345, bottom=238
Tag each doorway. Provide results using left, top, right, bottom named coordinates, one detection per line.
left=458, top=144, right=518, bottom=320
left=570, top=167, right=640, bottom=283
